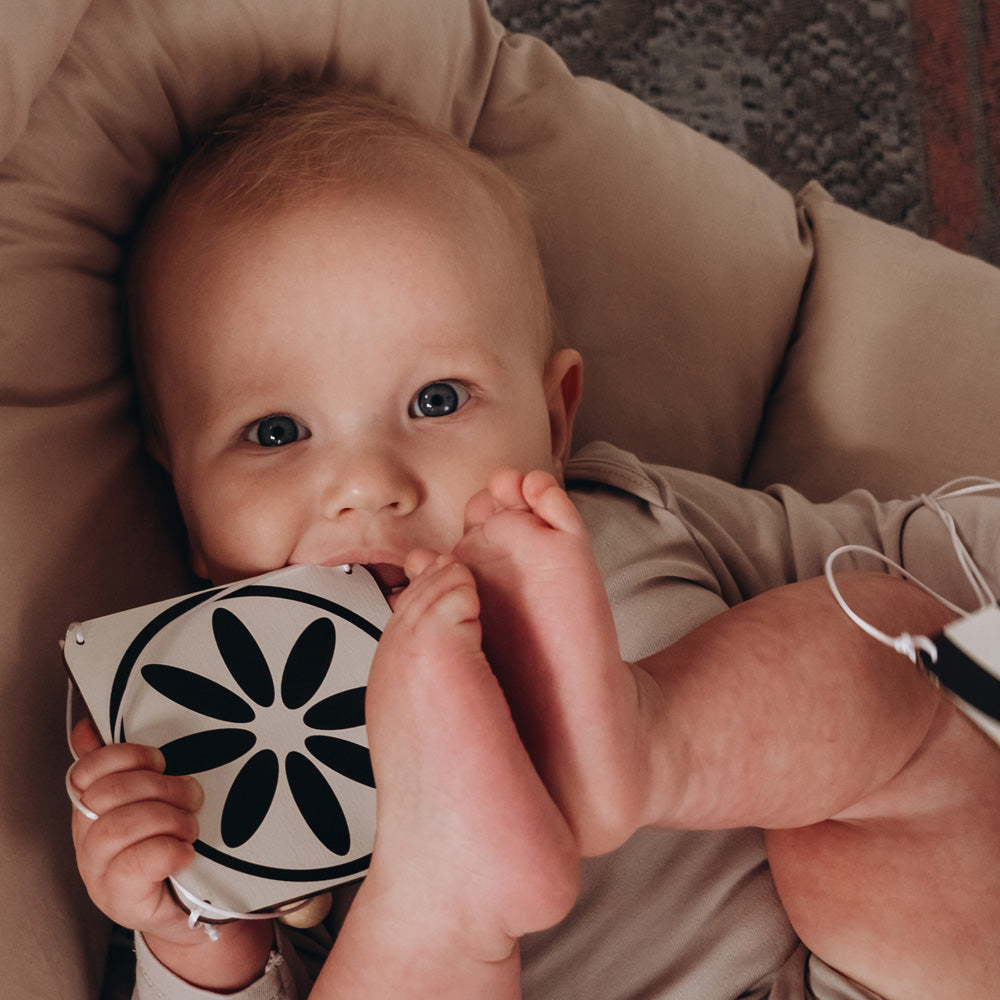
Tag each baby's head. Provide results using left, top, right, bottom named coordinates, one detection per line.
left=128, top=83, right=582, bottom=586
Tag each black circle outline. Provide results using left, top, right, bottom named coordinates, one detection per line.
left=108, top=582, right=383, bottom=882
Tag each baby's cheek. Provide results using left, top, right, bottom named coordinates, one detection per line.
left=191, top=497, right=292, bottom=583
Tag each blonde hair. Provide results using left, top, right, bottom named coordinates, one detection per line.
left=126, top=81, right=555, bottom=439
left=150, top=83, right=524, bottom=221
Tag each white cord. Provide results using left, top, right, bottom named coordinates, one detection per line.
left=65, top=666, right=101, bottom=822
left=824, top=546, right=942, bottom=664
left=65, top=765, right=100, bottom=822
left=824, top=479, right=1000, bottom=664
left=922, top=480, right=999, bottom=610
left=168, top=878, right=314, bottom=940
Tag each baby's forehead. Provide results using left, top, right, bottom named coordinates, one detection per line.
left=133, top=112, right=551, bottom=372
left=140, top=165, right=546, bottom=347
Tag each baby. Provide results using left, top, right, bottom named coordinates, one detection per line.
left=69, top=85, right=999, bottom=1000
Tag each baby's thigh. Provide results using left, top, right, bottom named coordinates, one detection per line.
left=766, top=703, right=1000, bottom=999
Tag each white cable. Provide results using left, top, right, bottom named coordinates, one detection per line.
left=926, top=476, right=1000, bottom=499
left=824, top=478, right=1000, bottom=665
left=168, top=878, right=314, bottom=939
left=921, top=480, right=1000, bottom=611
left=65, top=672, right=101, bottom=822
left=824, top=546, right=941, bottom=664
left=65, top=765, right=100, bottom=822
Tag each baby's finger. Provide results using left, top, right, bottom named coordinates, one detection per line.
left=85, top=834, right=197, bottom=931
left=80, top=768, right=204, bottom=822
left=79, top=800, right=199, bottom=882
left=70, top=717, right=102, bottom=758
left=70, top=741, right=166, bottom=795
left=103, top=834, right=198, bottom=898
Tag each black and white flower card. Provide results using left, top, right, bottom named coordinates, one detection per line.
left=64, top=564, right=389, bottom=915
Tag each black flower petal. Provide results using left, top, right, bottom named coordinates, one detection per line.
left=305, top=735, right=375, bottom=787
left=159, top=728, right=257, bottom=775
left=286, top=751, right=351, bottom=855
left=281, top=618, right=337, bottom=710
left=302, top=686, right=366, bottom=730
left=141, top=664, right=256, bottom=723
left=212, top=608, right=275, bottom=708
left=221, top=749, right=279, bottom=847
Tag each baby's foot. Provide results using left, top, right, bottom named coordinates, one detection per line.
left=455, top=470, right=658, bottom=855
left=364, top=552, right=578, bottom=962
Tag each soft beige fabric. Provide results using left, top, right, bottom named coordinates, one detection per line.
left=746, top=181, right=1000, bottom=500
left=2, top=1, right=999, bottom=996
left=471, top=32, right=812, bottom=480
left=0, top=0, right=89, bottom=157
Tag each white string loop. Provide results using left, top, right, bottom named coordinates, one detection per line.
left=824, top=478, right=1000, bottom=664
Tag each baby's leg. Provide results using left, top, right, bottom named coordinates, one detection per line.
left=767, top=699, right=1000, bottom=999
left=361, top=552, right=578, bottom=965
left=457, top=473, right=1000, bottom=997
left=455, top=470, right=660, bottom=855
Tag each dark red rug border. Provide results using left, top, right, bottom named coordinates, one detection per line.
left=980, top=0, right=1000, bottom=207
left=909, top=0, right=981, bottom=249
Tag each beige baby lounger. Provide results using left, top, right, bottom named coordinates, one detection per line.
left=2, top=1, right=999, bottom=995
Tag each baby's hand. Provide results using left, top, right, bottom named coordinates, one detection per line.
left=70, top=721, right=276, bottom=990
left=69, top=718, right=203, bottom=939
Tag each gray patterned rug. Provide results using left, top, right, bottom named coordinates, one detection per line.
left=490, top=0, right=1000, bottom=266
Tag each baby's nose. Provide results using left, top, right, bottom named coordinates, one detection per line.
left=319, top=452, right=418, bottom=519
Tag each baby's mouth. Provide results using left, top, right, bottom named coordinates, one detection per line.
left=362, top=562, right=408, bottom=601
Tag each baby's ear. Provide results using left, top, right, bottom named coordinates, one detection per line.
left=544, top=349, right=584, bottom=471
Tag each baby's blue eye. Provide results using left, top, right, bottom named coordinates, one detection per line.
left=409, top=381, right=470, bottom=418
left=248, top=415, right=306, bottom=447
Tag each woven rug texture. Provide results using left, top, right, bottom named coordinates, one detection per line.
left=490, top=0, right=1000, bottom=266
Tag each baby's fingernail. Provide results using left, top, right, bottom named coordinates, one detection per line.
left=183, top=776, right=205, bottom=807
left=152, top=749, right=167, bottom=771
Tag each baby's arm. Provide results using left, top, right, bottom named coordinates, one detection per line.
left=69, top=719, right=274, bottom=993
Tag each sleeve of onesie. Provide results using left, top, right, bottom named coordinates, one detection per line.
left=568, top=442, right=923, bottom=603
left=566, top=441, right=925, bottom=659
left=132, top=928, right=306, bottom=1000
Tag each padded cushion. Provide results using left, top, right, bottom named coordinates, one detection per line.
left=2, top=2, right=999, bottom=996
left=746, top=182, right=1000, bottom=499
left=471, top=33, right=811, bottom=479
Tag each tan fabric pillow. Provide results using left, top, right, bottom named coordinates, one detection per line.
left=0, top=0, right=89, bottom=157
left=746, top=182, right=1000, bottom=499
left=471, top=31, right=812, bottom=480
